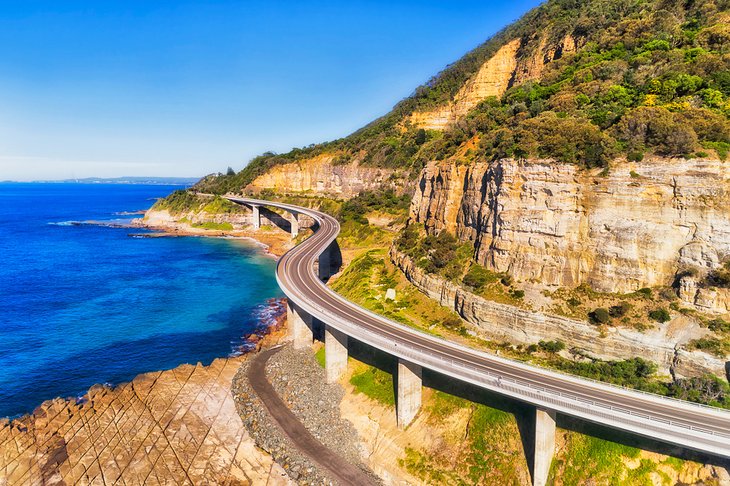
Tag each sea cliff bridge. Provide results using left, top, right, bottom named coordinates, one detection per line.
left=227, top=196, right=730, bottom=486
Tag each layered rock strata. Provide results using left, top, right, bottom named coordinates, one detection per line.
left=246, top=154, right=399, bottom=198
left=410, top=158, right=730, bottom=297
left=409, top=35, right=580, bottom=130
left=391, top=248, right=728, bottom=380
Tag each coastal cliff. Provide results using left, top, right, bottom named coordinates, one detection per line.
left=245, top=154, right=400, bottom=198
left=390, top=247, right=728, bottom=380
left=408, top=34, right=580, bottom=130
left=410, top=158, right=730, bottom=300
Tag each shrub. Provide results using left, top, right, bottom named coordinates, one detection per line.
left=707, top=318, right=730, bottom=334
left=567, top=297, right=581, bottom=307
left=636, top=287, right=653, bottom=298
left=648, top=308, right=671, bottom=323
left=538, top=340, right=566, bottom=353
left=609, top=302, right=631, bottom=318
left=520, top=112, right=616, bottom=167
left=668, top=375, right=729, bottom=406
left=589, top=308, right=611, bottom=324
left=689, top=338, right=730, bottom=358
left=706, top=261, right=730, bottom=288
left=462, top=265, right=500, bottom=290
left=443, top=316, right=467, bottom=335
left=510, top=289, right=525, bottom=299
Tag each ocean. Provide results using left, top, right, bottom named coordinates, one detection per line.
left=0, top=183, right=282, bottom=418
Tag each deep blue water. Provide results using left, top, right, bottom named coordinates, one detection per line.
left=0, top=183, right=282, bottom=418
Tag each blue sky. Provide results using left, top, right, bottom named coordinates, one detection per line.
left=0, top=0, right=541, bottom=181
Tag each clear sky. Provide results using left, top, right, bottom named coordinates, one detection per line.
left=0, top=0, right=541, bottom=181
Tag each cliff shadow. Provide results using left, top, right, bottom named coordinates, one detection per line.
left=346, top=338, right=398, bottom=375
left=329, top=240, right=343, bottom=276
left=259, top=206, right=292, bottom=233
left=422, top=368, right=535, bottom=471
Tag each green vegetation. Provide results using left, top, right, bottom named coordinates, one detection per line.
left=589, top=307, right=611, bottom=324
left=314, top=346, right=326, bottom=368
left=192, top=0, right=730, bottom=196
left=396, top=225, right=526, bottom=306
left=192, top=221, right=234, bottom=231
left=394, top=376, right=702, bottom=484
left=152, top=191, right=245, bottom=216
left=538, top=339, right=566, bottom=353
left=552, top=357, right=662, bottom=391
left=339, top=188, right=410, bottom=225
left=689, top=337, right=730, bottom=358
left=706, top=259, right=730, bottom=287
left=349, top=364, right=395, bottom=406
left=648, top=308, right=671, bottom=323
left=668, top=374, right=730, bottom=407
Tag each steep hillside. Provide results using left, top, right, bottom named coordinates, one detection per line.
left=150, top=0, right=730, bottom=385
left=190, top=0, right=729, bottom=198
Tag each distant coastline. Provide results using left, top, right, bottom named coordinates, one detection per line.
left=2, top=177, right=201, bottom=185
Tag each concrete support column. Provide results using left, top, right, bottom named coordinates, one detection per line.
left=532, top=408, right=556, bottom=486
left=251, top=205, right=260, bottom=230
left=396, top=359, right=422, bottom=428
left=325, top=325, right=348, bottom=383
left=318, top=245, right=331, bottom=280
left=290, top=213, right=299, bottom=238
left=287, top=301, right=312, bottom=349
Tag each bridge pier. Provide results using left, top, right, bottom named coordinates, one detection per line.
left=396, top=359, right=422, bottom=428
left=288, top=301, right=313, bottom=349
left=290, top=213, right=299, bottom=238
left=531, top=408, right=556, bottom=486
left=325, top=324, right=348, bottom=383
left=251, top=205, right=261, bottom=230
left=318, top=245, right=331, bottom=280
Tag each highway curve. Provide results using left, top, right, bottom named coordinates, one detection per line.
left=227, top=196, right=730, bottom=460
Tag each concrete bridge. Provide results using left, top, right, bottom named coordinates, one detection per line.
left=228, top=196, right=730, bottom=486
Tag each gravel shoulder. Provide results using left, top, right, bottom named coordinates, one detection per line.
left=233, top=345, right=381, bottom=485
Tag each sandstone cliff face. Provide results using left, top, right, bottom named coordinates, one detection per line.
left=411, top=158, right=730, bottom=296
left=144, top=208, right=252, bottom=229
left=409, top=35, right=579, bottom=130
left=390, top=248, right=727, bottom=379
left=246, top=154, right=398, bottom=198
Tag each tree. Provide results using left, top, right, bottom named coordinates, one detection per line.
left=614, top=107, right=697, bottom=155
left=648, top=308, right=671, bottom=323
left=226, top=166, right=236, bottom=176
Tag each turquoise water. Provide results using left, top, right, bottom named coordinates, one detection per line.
left=0, top=183, right=282, bottom=418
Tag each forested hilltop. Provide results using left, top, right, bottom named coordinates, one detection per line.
left=194, top=0, right=730, bottom=195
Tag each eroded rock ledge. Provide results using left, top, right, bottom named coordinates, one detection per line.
left=0, top=357, right=291, bottom=485
left=390, top=247, right=728, bottom=380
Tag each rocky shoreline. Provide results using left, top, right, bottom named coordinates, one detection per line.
left=0, top=315, right=293, bottom=485
left=132, top=213, right=294, bottom=258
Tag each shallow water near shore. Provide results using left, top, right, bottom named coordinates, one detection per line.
left=0, top=183, right=282, bottom=418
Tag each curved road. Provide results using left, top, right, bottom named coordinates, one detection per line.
left=228, top=196, right=730, bottom=460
